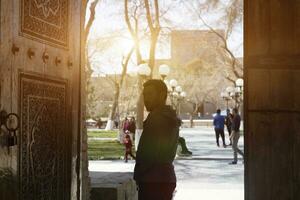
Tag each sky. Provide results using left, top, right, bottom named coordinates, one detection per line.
left=87, top=0, right=243, bottom=75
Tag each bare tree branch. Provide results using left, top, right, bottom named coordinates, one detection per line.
left=183, top=1, right=243, bottom=82
left=84, top=0, right=100, bottom=44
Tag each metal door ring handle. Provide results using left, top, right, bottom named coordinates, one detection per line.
left=5, top=113, right=20, bottom=132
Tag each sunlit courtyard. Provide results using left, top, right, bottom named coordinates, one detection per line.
left=89, top=127, right=244, bottom=200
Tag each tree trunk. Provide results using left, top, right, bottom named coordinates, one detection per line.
left=148, top=31, right=159, bottom=78
left=189, top=114, right=194, bottom=128
left=105, top=84, right=120, bottom=130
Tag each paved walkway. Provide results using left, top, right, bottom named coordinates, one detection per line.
left=89, top=127, right=244, bottom=200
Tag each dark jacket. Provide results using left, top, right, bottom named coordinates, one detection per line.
left=128, top=121, right=136, bottom=133
left=133, top=105, right=180, bottom=183
left=231, top=114, right=241, bottom=132
left=225, top=113, right=233, bottom=128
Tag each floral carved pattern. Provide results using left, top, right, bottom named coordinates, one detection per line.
left=34, top=0, right=60, bottom=18
left=19, top=73, right=70, bottom=200
left=20, top=0, right=69, bottom=48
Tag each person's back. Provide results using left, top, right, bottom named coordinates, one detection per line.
left=134, top=79, right=179, bottom=200
left=134, top=105, right=180, bottom=182
left=213, top=109, right=226, bottom=147
left=213, top=113, right=225, bottom=130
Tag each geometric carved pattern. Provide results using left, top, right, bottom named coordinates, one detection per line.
left=19, top=73, right=70, bottom=200
left=20, top=0, right=69, bottom=48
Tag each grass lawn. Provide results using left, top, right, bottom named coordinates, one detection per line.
left=87, top=129, right=119, bottom=138
left=88, top=129, right=135, bottom=160
left=88, top=140, right=136, bottom=160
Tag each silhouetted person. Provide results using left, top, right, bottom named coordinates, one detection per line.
left=124, top=134, right=135, bottom=162
left=225, top=109, right=233, bottom=145
left=134, top=79, right=180, bottom=200
left=229, top=108, right=244, bottom=164
left=213, top=109, right=226, bottom=147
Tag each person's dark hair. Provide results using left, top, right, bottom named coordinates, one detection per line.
left=226, top=109, right=230, bottom=112
left=143, top=79, right=168, bottom=98
left=216, top=109, right=221, bottom=114
left=233, top=108, right=238, bottom=113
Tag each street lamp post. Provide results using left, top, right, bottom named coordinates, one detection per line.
left=159, top=64, right=170, bottom=80
left=234, top=78, right=244, bottom=109
left=166, top=79, right=186, bottom=115
left=221, top=78, right=244, bottom=110
left=221, top=91, right=231, bottom=109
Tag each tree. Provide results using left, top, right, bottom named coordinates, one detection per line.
left=124, top=0, right=145, bottom=131
left=124, top=0, right=162, bottom=131
left=179, top=58, right=224, bottom=127
left=84, top=0, right=100, bottom=119
left=144, top=0, right=161, bottom=77
left=105, top=47, right=135, bottom=130
left=183, top=0, right=243, bottom=84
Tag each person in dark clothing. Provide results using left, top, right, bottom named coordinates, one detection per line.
left=124, top=134, right=135, bottom=162
left=123, top=117, right=130, bottom=133
left=229, top=108, right=244, bottom=164
left=96, top=119, right=102, bottom=129
left=128, top=117, right=136, bottom=134
left=178, top=136, right=192, bottom=155
left=213, top=109, right=226, bottom=147
left=225, top=109, right=233, bottom=145
left=134, top=79, right=180, bottom=200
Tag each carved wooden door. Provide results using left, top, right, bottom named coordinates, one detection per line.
left=0, top=0, right=82, bottom=199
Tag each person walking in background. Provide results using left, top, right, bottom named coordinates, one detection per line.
left=96, top=118, right=102, bottom=129
left=128, top=117, right=136, bottom=140
left=134, top=79, right=180, bottom=200
left=229, top=108, right=244, bottom=164
left=225, top=109, right=233, bottom=145
left=124, top=134, right=135, bottom=162
left=213, top=109, right=226, bottom=148
left=123, top=117, right=130, bottom=133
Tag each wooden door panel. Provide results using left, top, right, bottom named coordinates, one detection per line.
left=245, top=0, right=300, bottom=199
left=19, top=73, right=70, bottom=200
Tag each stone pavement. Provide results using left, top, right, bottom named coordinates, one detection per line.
left=89, top=127, right=244, bottom=200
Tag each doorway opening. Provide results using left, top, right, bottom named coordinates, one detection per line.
left=84, top=1, right=244, bottom=199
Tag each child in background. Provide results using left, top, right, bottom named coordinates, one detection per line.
left=124, top=134, right=135, bottom=162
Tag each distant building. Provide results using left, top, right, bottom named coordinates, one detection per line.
left=152, top=30, right=226, bottom=78
left=171, top=30, right=225, bottom=67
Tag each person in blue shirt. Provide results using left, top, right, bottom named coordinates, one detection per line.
left=213, top=109, right=227, bottom=147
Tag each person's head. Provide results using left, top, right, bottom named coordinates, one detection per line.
left=233, top=108, right=239, bottom=115
left=143, top=79, right=168, bottom=112
left=216, top=109, right=221, bottom=114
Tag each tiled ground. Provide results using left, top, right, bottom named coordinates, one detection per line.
left=89, top=127, right=244, bottom=200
